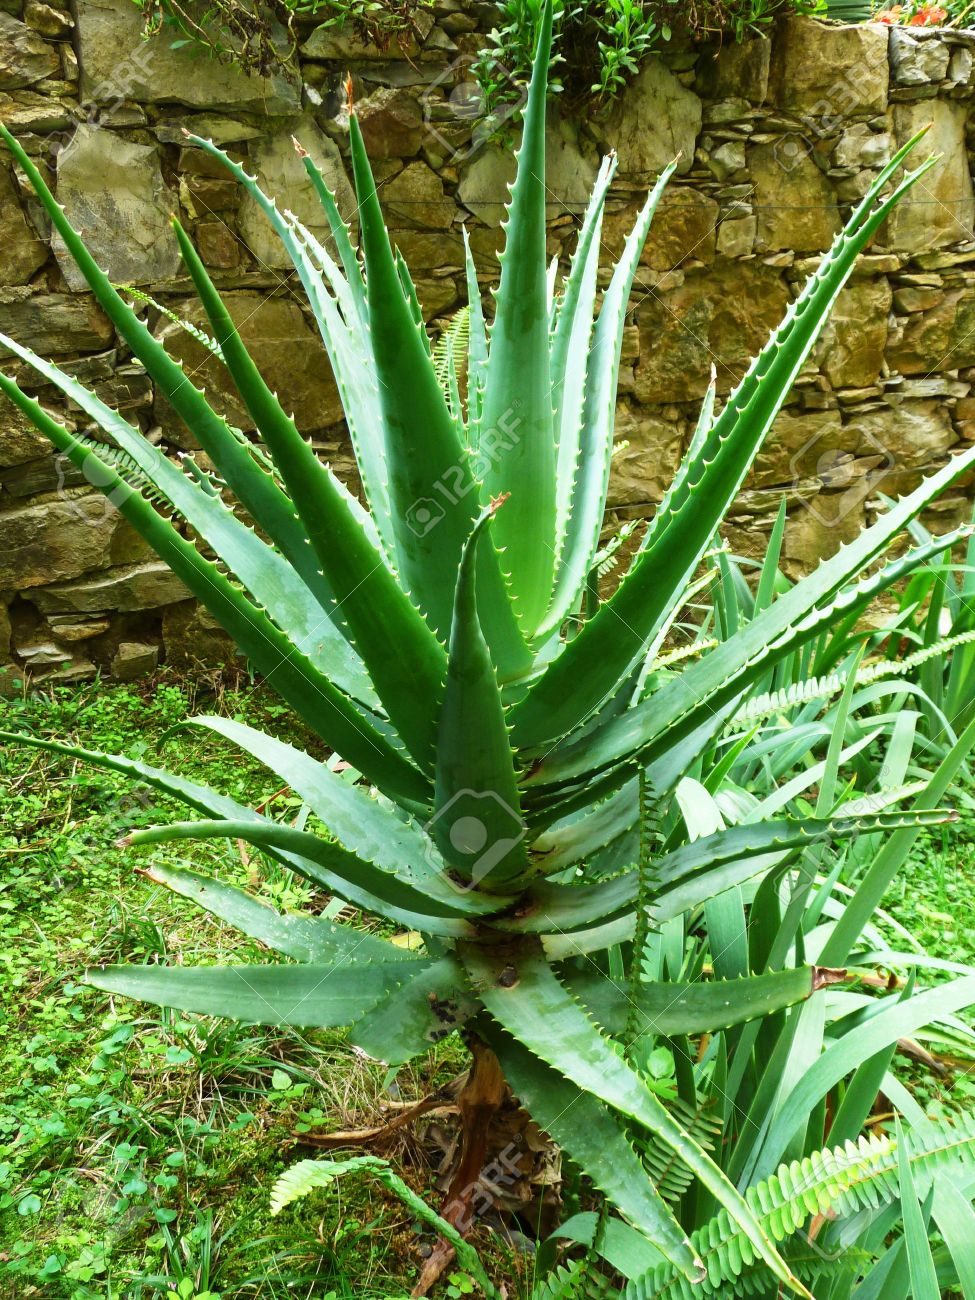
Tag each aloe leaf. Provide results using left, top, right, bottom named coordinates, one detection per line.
left=484, top=1024, right=706, bottom=1283
left=0, top=330, right=377, bottom=710
left=514, top=150, right=937, bottom=747
left=500, top=811, right=952, bottom=934
left=128, top=819, right=501, bottom=920
left=432, top=508, right=529, bottom=889
left=933, top=1180, right=975, bottom=1299
left=187, top=714, right=437, bottom=857
left=542, top=160, right=676, bottom=636
left=0, top=125, right=330, bottom=602
left=185, top=133, right=395, bottom=557
left=564, top=966, right=817, bottom=1038
left=171, top=220, right=446, bottom=773
left=0, top=731, right=467, bottom=935
left=0, top=383, right=426, bottom=802
left=347, top=111, right=477, bottom=641
left=349, top=955, right=478, bottom=1064
left=550, top=152, right=617, bottom=555
left=462, top=226, right=487, bottom=438
left=85, top=961, right=422, bottom=1027
left=476, top=0, right=556, bottom=632
left=298, top=147, right=366, bottom=319
left=141, top=862, right=413, bottom=965
left=537, top=499, right=975, bottom=789
left=530, top=778, right=638, bottom=874
left=897, top=1118, right=941, bottom=1300
left=467, top=944, right=801, bottom=1294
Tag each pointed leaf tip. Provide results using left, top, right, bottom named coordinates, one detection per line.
left=344, top=72, right=354, bottom=112
left=292, top=135, right=309, bottom=159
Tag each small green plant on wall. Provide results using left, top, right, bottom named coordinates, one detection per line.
left=132, top=0, right=435, bottom=77
left=477, top=0, right=827, bottom=109
left=131, top=0, right=829, bottom=101
left=6, top=0, right=975, bottom=1294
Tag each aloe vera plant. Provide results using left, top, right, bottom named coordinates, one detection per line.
left=3, top=2, right=975, bottom=1291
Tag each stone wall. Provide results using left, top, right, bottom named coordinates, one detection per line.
left=3, top=4, right=975, bottom=682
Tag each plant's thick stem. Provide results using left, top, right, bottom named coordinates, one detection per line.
left=411, top=1038, right=506, bottom=1298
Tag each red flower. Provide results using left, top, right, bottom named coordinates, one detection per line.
left=874, top=6, right=903, bottom=21
left=908, top=4, right=948, bottom=22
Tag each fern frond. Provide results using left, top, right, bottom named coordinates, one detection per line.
left=69, top=431, right=171, bottom=508
left=272, top=1156, right=502, bottom=1299
left=732, top=628, right=975, bottom=729
left=625, top=1115, right=975, bottom=1299
left=729, top=1246, right=868, bottom=1297
left=594, top=520, right=638, bottom=581
left=633, top=1098, right=722, bottom=1204
left=115, top=284, right=226, bottom=361
left=651, top=639, right=719, bottom=673
left=532, top=1260, right=614, bottom=1299
left=433, top=305, right=470, bottom=394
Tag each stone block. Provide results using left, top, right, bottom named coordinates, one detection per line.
left=753, top=409, right=845, bottom=488
left=716, top=214, right=756, bottom=258
left=0, top=494, right=122, bottom=589
left=832, top=124, right=891, bottom=170
left=816, top=278, right=892, bottom=388
left=0, top=396, right=57, bottom=469
left=355, top=86, right=425, bottom=159
left=0, top=288, right=113, bottom=354
left=382, top=161, right=453, bottom=230
left=889, top=29, right=950, bottom=84
left=196, top=221, right=240, bottom=269
left=749, top=140, right=840, bottom=254
left=153, top=292, right=344, bottom=434
left=0, top=163, right=47, bottom=284
left=887, top=287, right=975, bottom=374
left=848, top=399, right=954, bottom=470
left=237, top=117, right=355, bottom=270
left=388, top=229, right=464, bottom=270
left=0, top=12, right=59, bottom=87
left=76, top=0, right=298, bottom=111
left=52, top=126, right=180, bottom=290
left=708, top=140, right=746, bottom=181
left=607, top=402, right=683, bottom=507
left=769, top=16, right=889, bottom=116
left=886, top=99, right=975, bottom=251
left=696, top=34, right=770, bottom=103
left=30, top=560, right=190, bottom=612
left=595, top=61, right=702, bottom=180
left=590, top=57, right=701, bottom=179
left=602, top=187, right=719, bottom=270
left=111, top=639, right=158, bottom=679
left=633, top=262, right=790, bottom=404
left=24, top=1, right=72, bottom=38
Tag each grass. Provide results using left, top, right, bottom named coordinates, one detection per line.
left=2, top=673, right=974, bottom=1298
left=0, top=675, right=493, bottom=1300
